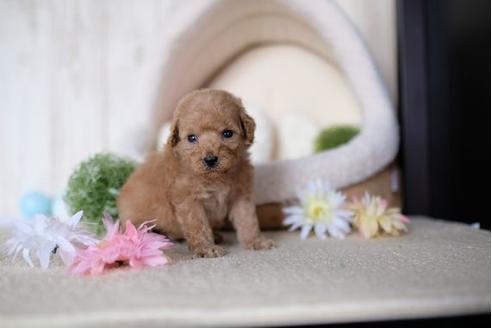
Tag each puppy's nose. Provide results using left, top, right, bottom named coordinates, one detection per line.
left=203, top=154, right=219, bottom=168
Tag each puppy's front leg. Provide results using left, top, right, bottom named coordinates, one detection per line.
left=175, top=200, right=226, bottom=258
left=230, top=197, right=275, bottom=250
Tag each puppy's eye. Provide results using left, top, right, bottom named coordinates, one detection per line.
left=187, top=134, right=198, bottom=143
left=222, top=130, right=234, bottom=138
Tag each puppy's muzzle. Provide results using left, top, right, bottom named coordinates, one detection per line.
left=203, top=154, right=219, bottom=169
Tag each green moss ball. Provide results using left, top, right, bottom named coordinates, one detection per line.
left=314, top=125, right=360, bottom=152
left=64, top=153, right=136, bottom=233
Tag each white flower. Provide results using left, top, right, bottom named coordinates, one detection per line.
left=4, top=211, right=97, bottom=269
left=283, top=180, right=353, bottom=240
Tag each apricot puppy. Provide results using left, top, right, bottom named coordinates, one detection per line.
left=118, top=89, right=274, bottom=257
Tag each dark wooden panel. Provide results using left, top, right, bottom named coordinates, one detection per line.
left=397, top=0, right=431, bottom=215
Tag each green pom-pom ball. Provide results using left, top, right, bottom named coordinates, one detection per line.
left=64, top=153, right=136, bottom=234
left=314, top=125, right=360, bottom=152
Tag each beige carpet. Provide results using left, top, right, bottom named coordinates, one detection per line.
left=0, top=217, right=490, bottom=328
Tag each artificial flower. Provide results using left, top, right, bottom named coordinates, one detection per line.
left=349, top=192, right=410, bottom=238
left=283, top=180, right=353, bottom=239
left=4, top=211, right=96, bottom=269
left=117, top=220, right=174, bottom=268
left=70, top=214, right=174, bottom=275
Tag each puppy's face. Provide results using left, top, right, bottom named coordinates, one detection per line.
left=167, top=90, right=255, bottom=176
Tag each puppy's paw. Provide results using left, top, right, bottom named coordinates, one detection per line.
left=192, top=245, right=226, bottom=258
left=243, top=236, right=275, bottom=250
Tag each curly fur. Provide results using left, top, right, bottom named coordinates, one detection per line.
left=118, top=89, right=274, bottom=257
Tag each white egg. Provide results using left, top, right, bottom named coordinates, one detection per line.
left=243, top=101, right=274, bottom=164
left=277, top=113, right=321, bottom=160
left=52, top=194, right=69, bottom=220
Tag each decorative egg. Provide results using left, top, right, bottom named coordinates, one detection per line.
left=52, top=194, right=69, bottom=220
left=242, top=101, right=274, bottom=164
left=277, top=113, right=321, bottom=160
left=20, top=192, right=53, bottom=219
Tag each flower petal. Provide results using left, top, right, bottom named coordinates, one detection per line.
left=288, top=221, right=303, bottom=231
left=360, top=217, right=379, bottom=238
left=332, top=218, right=351, bottom=234
left=37, top=243, right=55, bottom=269
left=59, top=249, right=75, bottom=266
left=67, top=211, right=84, bottom=227
left=125, top=220, right=138, bottom=239
left=400, top=215, right=411, bottom=223
left=283, top=215, right=304, bottom=226
left=283, top=207, right=304, bottom=215
left=314, top=224, right=327, bottom=240
left=379, top=216, right=393, bottom=234
left=144, top=256, right=168, bottom=267
left=90, top=261, right=105, bottom=275
left=22, top=248, right=34, bottom=267
left=300, top=225, right=312, bottom=240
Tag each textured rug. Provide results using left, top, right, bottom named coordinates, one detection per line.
left=0, top=217, right=490, bottom=328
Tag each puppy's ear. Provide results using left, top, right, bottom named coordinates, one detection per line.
left=231, top=96, right=255, bottom=146
left=167, top=119, right=180, bottom=147
left=239, top=109, right=255, bottom=146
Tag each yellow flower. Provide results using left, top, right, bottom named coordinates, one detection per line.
left=350, top=193, right=409, bottom=238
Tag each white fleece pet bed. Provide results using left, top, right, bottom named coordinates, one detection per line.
left=0, top=217, right=489, bottom=328
left=149, top=0, right=399, bottom=205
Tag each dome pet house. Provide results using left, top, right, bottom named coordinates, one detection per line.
left=149, top=0, right=399, bottom=205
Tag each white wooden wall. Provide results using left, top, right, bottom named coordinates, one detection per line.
left=0, top=0, right=397, bottom=217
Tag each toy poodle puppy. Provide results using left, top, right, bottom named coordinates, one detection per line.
left=118, top=89, right=275, bottom=257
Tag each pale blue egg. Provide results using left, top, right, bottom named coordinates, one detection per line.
left=20, top=192, right=53, bottom=219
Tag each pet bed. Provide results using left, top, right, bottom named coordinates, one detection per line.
left=0, top=217, right=489, bottom=327
left=148, top=0, right=399, bottom=205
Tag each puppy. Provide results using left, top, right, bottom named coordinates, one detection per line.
left=117, top=89, right=274, bottom=257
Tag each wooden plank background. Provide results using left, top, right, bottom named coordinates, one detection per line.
left=0, top=0, right=397, bottom=217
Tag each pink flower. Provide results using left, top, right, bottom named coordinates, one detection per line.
left=70, top=215, right=173, bottom=275
left=349, top=193, right=410, bottom=238
left=119, top=220, right=174, bottom=268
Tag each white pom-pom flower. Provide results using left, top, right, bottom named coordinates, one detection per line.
left=283, top=180, right=353, bottom=240
left=5, top=211, right=97, bottom=269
